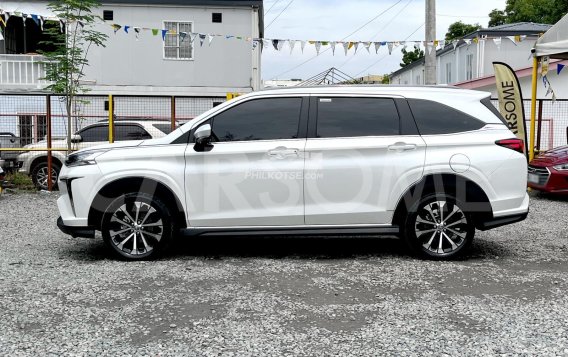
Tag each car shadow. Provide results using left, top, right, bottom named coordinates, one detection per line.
left=62, top=234, right=511, bottom=262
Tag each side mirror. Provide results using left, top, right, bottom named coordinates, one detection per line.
left=194, top=124, right=212, bottom=145
left=71, top=134, right=83, bottom=144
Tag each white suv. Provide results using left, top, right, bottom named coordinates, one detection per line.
left=56, top=86, right=529, bottom=260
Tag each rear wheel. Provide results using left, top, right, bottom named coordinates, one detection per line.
left=101, top=193, right=174, bottom=260
left=402, top=193, right=474, bottom=260
left=31, top=161, right=61, bottom=191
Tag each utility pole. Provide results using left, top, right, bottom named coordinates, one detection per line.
left=425, top=0, right=436, bottom=85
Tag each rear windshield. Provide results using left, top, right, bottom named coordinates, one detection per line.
left=481, top=97, right=508, bottom=126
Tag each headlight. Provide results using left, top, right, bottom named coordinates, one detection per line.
left=553, top=163, right=568, bottom=171
left=65, top=149, right=109, bottom=167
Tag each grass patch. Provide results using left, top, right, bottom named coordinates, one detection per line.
left=4, top=172, right=36, bottom=192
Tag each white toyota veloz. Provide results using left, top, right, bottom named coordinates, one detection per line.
left=57, top=86, right=529, bottom=260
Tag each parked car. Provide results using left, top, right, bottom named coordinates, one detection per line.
left=17, top=120, right=172, bottom=190
left=528, top=145, right=568, bottom=194
left=0, top=132, right=21, bottom=170
left=56, top=86, right=529, bottom=261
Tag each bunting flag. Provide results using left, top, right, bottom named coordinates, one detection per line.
left=507, top=36, right=517, bottom=46
left=541, top=56, right=550, bottom=77
left=198, top=33, right=206, bottom=46
left=289, top=40, right=296, bottom=54
left=134, top=27, right=141, bottom=40
left=387, top=42, right=394, bottom=55
left=207, top=34, right=214, bottom=45
left=330, top=41, right=336, bottom=55
left=0, top=15, right=5, bottom=27
left=375, top=42, right=381, bottom=54
left=315, top=41, right=322, bottom=55
left=151, top=28, right=158, bottom=36
left=493, top=37, right=502, bottom=51
left=0, top=31, right=3, bottom=41
left=353, top=42, right=359, bottom=54
left=112, top=24, right=121, bottom=33
left=300, top=40, right=306, bottom=53
left=364, top=41, right=371, bottom=54
left=124, top=25, right=130, bottom=33
left=161, top=29, right=168, bottom=41
left=343, top=42, right=349, bottom=56
left=558, top=63, right=565, bottom=75
left=31, top=14, right=39, bottom=26
left=452, top=40, right=458, bottom=49
left=272, top=39, right=279, bottom=51
left=464, top=39, right=472, bottom=47
left=179, top=31, right=187, bottom=42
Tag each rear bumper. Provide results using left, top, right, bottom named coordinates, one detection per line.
left=57, top=217, right=95, bottom=238
left=477, top=211, right=528, bottom=231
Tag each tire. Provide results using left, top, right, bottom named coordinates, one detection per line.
left=31, top=161, right=61, bottom=191
left=401, top=193, right=474, bottom=260
left=101, top=193, right=174, bottom=260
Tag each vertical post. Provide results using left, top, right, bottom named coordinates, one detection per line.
left=171, top=96, right=176, bottom=132
left=424, top=0, right=436, bottom=85
left=46, top=95, right=52, bottom=192
left=108, top=94, right=114, bottom=143
left=529, top=56, right=538, bottom=161
left=536, top=99, right=543, bottom=151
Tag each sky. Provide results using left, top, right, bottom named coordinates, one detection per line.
left=261, top=0, right=507, bottom=81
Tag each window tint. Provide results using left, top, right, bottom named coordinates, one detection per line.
left=79, top=125, right=107, bottom=142
left=408, top=99, right=485, bottom=135
left=481, top=97, right=508, bottom=126
left=153, top=124, right=174, bottom=134
left=115, top=125, right=152, bottom=141
left=316, top=97, right=400, bottom=138
left=212, top=98, right=302, bottom=142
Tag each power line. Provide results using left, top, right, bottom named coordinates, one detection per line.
left=265, top=0, right=296, bottom=29
left=270, top=0, right=405, bottom=80
left=265, top=0, right=283, bottom=16
left=338, top=0, right=415, bottom=70
left=354, top=22, right=425, bottom=77
left=437, top=13, right=489, bottom=18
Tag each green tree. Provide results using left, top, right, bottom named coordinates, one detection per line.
left=489, top=0, right=568, bottom=26
left=381, top=74, right=390, bottom=84
left=40, top=0, right=108, bottom=152
left=445, top=21, right=482, bottom=41
left=400, top=47, right=424, bottom=67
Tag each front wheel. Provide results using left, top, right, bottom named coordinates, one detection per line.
left=101, top=193, right=174, bottom=260
left=402, top=194, right=474, bottom=260
left=31, top=161, right=61, bottom=191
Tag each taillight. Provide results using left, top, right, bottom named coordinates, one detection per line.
left=495, top=138, right=524, bottom=154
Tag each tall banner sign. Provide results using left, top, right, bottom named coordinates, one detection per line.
left=493, top=62, right=528, bottom=156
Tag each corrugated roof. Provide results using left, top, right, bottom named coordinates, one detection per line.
left=102, top=0, right=262, bottom=5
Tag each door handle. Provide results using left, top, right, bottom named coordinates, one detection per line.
left=267, top=147, right=300, bottom=158
left=388, top=142, right=417, bottom=152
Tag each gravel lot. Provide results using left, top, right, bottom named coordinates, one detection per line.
left=1, top=192, right=567, bottom=356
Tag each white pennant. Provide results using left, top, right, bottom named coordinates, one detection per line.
left=364, top=41, right=371, bottom=54
left=426, top=42, right=433, bottom=55
left=330, top=41, right=336, bottom=55
left=207, top=34, right=214, bottom=45
left=438, top=40, right=446, bottom=48
left=343, top=42, right=349, bottom=56
left=0, top=31, right=3, bottom=41
left=300, top=40, right=306, bottom=53
left=507, top=36, right=517, bottom=46
left=374, top=42, right=381, bottom=54
left=452, top=40, right=458, bottom=49
left=353, top=42, right=360, bottom=54
left=190, top=33, right=197, bottom=43
left=289, top=40, right=296, bottom=54
left=414, top=41, right=421, bottom=50
left=315, top=41, right=322, bottom=55
left=387, top=42, right=394, bottom=55
left=493, top=37, right=502, bottom=51
left=464, top=39, right=472, bottom=48
left=277, top=40, right=285, bottom=51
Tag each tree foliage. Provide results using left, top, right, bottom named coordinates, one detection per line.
left=445, top=21, right=482, bottom=41
left=400, top=47, right=424, bottom=67
left=40, top=0, right=107, bottom=150
left=489, top=0, right=568, bottom=27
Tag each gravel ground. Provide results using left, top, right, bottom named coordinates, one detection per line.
left=0, top=192, right=567, bottom=356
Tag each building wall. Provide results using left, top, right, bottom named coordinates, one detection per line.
left=82, top=3, right=261, bottom=95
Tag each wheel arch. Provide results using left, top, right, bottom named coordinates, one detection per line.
left=88, top=176, right=187, bottom=230
left=30, top=155, right=63, bottom=172
left=392, top=173, right=493, bottom=229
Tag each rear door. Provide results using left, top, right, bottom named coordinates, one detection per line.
left=304, top=95, right=426, bottom=225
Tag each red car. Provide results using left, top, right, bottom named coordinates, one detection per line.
left=528, top=145, right=568, bottom=194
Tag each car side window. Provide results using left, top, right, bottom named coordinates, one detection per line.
left=210, top=97, right=302, bottom=142
left=78, top=125, right=108, bottom=142
left=408, top=99, right=485, bottom=135
left=114, top=125, right=152, bottom=141
left=316, top=97, right=400, bottom=138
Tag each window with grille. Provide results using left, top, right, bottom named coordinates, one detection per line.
left=466, top=54, right=474, bottom=80
left=164, top=21, right=193, bottom=60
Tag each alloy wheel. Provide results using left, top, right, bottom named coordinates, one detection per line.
left=414, top=200, right=468, bottom=255
left=37, top=166, right=58, bottom=190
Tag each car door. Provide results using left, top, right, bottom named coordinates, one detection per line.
left=75, top=124, right=108, bottom=150
left=304, top=95, right=426, bottom=225
left=184, top=96, right=308, bottom=227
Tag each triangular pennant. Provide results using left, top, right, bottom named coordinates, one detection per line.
left=31, top=14, right=40, bottom=26
left=507, top=36, right=517, bottom=46
left=493, top=37, right=502, bottom=51
left=414, top=41, right=421, bottom=50
left=330, top=41, right=336, bottom=55
left=289, top=40, right=296, bottom=54
left=343, top=42, right=349, bottom=56
left=190, top=33, right=198, bottom=43
left=199, top=33, right=206, bottom=46
left=272, top=39, right=279, bottom=51
left=263, top=39, right=270, bottom=50
left=162, top=29, right=168, bottom=41
left=0, top=15, right=6, bottom=27
left=315, top=41, right=322, bottom=55
left=300, top=40, right=306, bottom=53
left=179, top=31, right=187, bottom=42
left=0, top=31, right=3, bottom=41
left=112, top=24, right=122, bottom=34
left=514, top=35, right=521, bottom=43
left=557, top=63, right=565, bottom=75
left=364, top=41, right=371, bottom=54
left=134, top=27, right=141, bottom=40
left=152, top=28, right=159, bottom=36
left=387, top=42, right=394, bottom=55
left=374, top=42, right=381, bottom=54
left=434, top=40, right=439, bottom=48
left=207, top=34, right=214, bottom=45
left=124, top=25, right=130, bottom=33
left=348, top=41, right=354, bottom=50
left=464, top=39, right=472, bottom=47
left=353, top=42, right=360, bottom=54
left=452, top=40, right=458, bottom=49
left=438, top=40, right=446, bottom=48
left=277, top=40, right=285, bottom=51
left=473, top=37, right=479, bottom=44
left=39, top=16, right=44, bottom=31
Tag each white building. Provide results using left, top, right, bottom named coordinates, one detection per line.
left=390, top=23, right=550, bottom=88
left=0, top=0, right=263, bottom=95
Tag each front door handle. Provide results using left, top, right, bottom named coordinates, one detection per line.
left=267, top=147, right=300, bottom=159
left=388, top=142, right=417, bottom=152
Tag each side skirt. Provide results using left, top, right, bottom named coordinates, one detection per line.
left=180, top=225, right=400, bottom=237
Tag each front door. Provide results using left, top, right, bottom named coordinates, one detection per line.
left=185, top=97, right=308, bottom=227
left=304, top=96, right=426, bottom=225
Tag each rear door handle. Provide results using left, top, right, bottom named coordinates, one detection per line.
left=388, top=142, right=417, bottom=152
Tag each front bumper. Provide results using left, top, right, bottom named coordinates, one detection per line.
left=57, top=217, right=95, bottom=238
left=528, top=165, right=568, bottom=194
